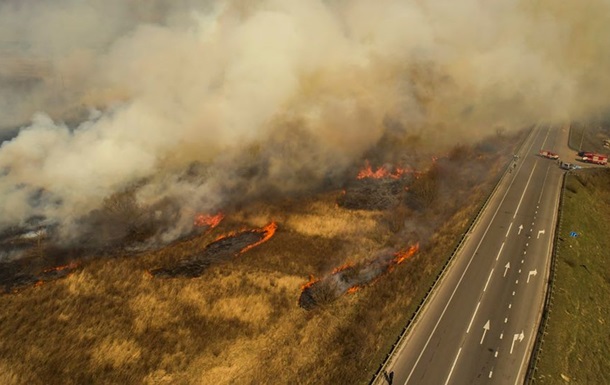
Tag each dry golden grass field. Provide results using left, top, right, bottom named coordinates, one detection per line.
left=0, top=132, right=524, bottom=385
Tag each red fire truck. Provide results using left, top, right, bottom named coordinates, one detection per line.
left=581, top=153, right=608, bottom=165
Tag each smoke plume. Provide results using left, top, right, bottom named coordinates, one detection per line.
left=1, top=0, right=609, bottom=248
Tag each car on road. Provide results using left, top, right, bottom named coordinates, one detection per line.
left=560, top=162, right=582, bottom=170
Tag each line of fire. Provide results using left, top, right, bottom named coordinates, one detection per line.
left=1, top=158, right=424, bottom=303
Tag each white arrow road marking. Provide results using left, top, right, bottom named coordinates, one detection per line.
left=518, top=224, right=523, bottom=235
left=504, top=262, right=510, bottom=277
left=480, top=320, right=490, bottom=344
left=537, top=229, right=545, bottom=239
left=527, top=269, right=538, bottom=283
left=510, top=331, right=525, bottom=354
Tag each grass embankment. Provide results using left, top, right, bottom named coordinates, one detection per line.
left=0, top=133, right=521, bottom=385
left=534, top=169, right=610, bottom=384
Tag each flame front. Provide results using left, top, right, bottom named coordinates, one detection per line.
left=332, top=262, right=354, bottom=275
left=357, top=160, right=414, bottom=180
left=393, top=243, right=420, bottom=265
left=298, top=243, right=420, bottom=309
left=149, top=222, right=277, bottom=279
left=239, top=222, right=277, bottom=254
left=42, top=262, right=79, bottom=273
left=300, top=275, right=318, bottom=291
left=347, top=286, right=360, bottom=294
left=194, top=212, right=225, bottom=228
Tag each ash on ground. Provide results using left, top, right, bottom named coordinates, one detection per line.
left=337, top=179, right=408, bottom=210
left=299, top=246, right=418, bottom=310
left=150, top=226, right=273, bottom=278
left=1, top=260, right=79, bottom=294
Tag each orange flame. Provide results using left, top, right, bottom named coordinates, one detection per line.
left=332, top=262, right=354, bottom=275
left=347, top=286, right=360, bottom=294
left=357, top=160, right=414, bottom=180
left=393, top=243, right=420, bottom=265
left=42, top=262, right=79, bottom=273
left=194, top=212, right=225, bottom=228
left=239, top=222, right=277, bottom=254
left=213, top=222, right=277, bottom=253
left=300, top=274, right=318, bottom=290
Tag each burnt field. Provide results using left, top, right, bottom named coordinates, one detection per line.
left=0, top=131, right=524, bottom=385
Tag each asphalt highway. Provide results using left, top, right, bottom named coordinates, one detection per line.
left=378, top=125, right=565, bottom=385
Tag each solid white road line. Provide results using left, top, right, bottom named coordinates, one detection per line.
left=401, top=127, right=542, bottom=384
left=443, top=348, right=462, bottom=385
left=496, top=242, right=504, bottom=261
left=514, top=145, right=563, bottom=385
left=403, top=164, right=520, bottom=384
left=483, top=269, right=494, bottom=292
left=466, top=301, right=481, bottom=334
left=513, top=162, right=538, bottom=219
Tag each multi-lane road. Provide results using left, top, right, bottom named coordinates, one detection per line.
left=377, top=125, right=566, bottom=385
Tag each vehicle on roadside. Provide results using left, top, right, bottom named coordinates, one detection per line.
left=539, top=150, right=559, bottom=160
left=560, top=162, right=582, bottom=170
left=581, top=153, right=608, bottom=165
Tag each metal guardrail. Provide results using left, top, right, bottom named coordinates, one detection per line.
left=369, top=127, right=535, bottom=385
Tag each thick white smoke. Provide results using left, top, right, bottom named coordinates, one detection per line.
left=1, top=0, right=609, bottom=244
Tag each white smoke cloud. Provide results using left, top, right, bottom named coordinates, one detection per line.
left=1, top=0, right=609, bottom=243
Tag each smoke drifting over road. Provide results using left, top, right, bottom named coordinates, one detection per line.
left=1, top=0, right=609, bottom=248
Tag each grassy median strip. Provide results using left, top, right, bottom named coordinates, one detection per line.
left=534, top=169, right=610, bottom=384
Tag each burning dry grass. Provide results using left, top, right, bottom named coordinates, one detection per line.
left=0, top=132, right=524, bottom=384
left=298, top=244, right=419, bottom=310
left=149, top=222, right=277, bottom=278
left=0, top=215, right=475, bottom=384
left=0, top=259, right=79, bottom=294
